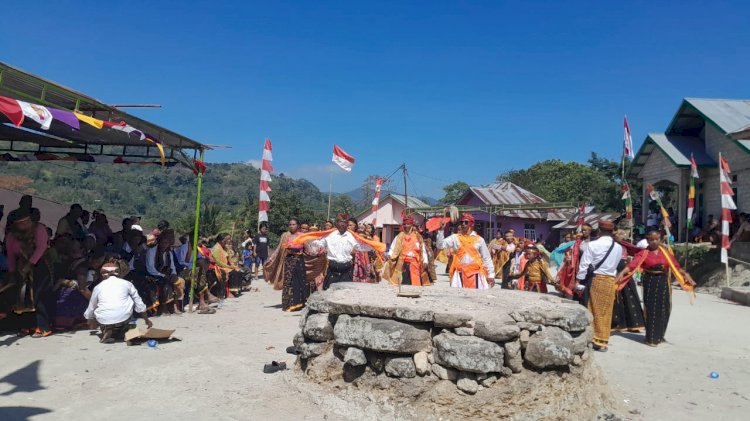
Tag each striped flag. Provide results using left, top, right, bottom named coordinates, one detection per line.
left=624, top=116, right=635, bottom=159
left=332, top=145, right=355, bottom=172
left=622, top=183, right=633, bottom=220
left=687, top=154, right=699, bottom=230
left=576, top=202, right=586, bottom=232
left=371, top=177, right=383, bottom=225
left=720, top=153, right=736, bottom=264
left=646, top=184, right=672, bottom=243
left=258, top=139, right=273, bottom=223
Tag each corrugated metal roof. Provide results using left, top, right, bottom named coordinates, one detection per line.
left=388, top=193, right=431, bottom=209
left=730, top=124, right=750, bottom=140
left=629, top=133, right=717, bottom=178
left=685, top=98, right=750, bottom=134
left=552, top=212, right=621, bottom=230
left=466, top=182, right=568, bottom=220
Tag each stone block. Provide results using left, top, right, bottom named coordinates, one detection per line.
left=454, top=326, right=474, bottom=336
left=519, top=330, right=530, bottom=349
left=299, top=341, right=329, bottom=360
left=433, top=311, right=474, bottom=328
left=333, top=315, right=432, bottom=354
left=414, top=351, right=430, bottom=376
left=474, top=319, right=520, bottom=342
left=456, top=372, right=479, bottom=394
left=524, top=327, right=574, bottom=369
left=433, top=332, right=504, bottom=374
left=385, top=356, right=417, bottom=378
left=571, top=326, right=593, bottom=354
left=344, top=347, right=367, bottom=366
left=503, top=340, right=523, bottom=373
left=293, top=332, right=305, bottom=348
left=303, top=313, right=334, bottom=342
left=480, top=374, right=498, bottom=387
left=431, top=363, right=458, bottom=381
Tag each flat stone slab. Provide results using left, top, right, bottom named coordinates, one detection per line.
left=333, top=314, right=432, bottom=354
left=721, top=287, right=750, bottom=306
left=307, top=282, right=591, bottom=334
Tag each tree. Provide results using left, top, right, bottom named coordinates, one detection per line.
left=439, top=181, right=470, bottom=205
left=330, top=194, right=356, bottom=218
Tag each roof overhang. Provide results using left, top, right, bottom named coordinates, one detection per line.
left=627, top=133, right=716, bottom=179
left=0, top=62, right=209, bottom=166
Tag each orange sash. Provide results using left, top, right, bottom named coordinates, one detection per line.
left=401, top=234, right=423, bottom=286
left=290, top=228, right=386, bottom=253
left=450, top=235, right=488, bottom=288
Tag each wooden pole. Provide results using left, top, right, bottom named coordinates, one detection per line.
left=188, top=149, right=205, bottom=313
left=326, top=169, right=334, bottom=221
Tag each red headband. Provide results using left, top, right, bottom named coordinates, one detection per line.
left=460, top=213, right=475, bottom=224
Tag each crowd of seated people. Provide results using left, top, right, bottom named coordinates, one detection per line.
left=0, top=195, right=253, bottom=342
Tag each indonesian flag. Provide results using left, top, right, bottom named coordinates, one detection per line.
left=18, top=100, right=53, bottom=130
left=332, top=144, right=355, bottom=172
left=103, top=120, right=146, bottom=140
left=624, top=116, right=634, bottom=159
left=0, top=95, right=24, bottom=127
left=687, top=154, right=699, bottom=230
left=258, top=139, right=273, bottom=223
left=720, top=153, right=736, bottom=263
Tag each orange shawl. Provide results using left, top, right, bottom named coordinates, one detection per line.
left=289, top=228, right=387, bottom=253
left=619, top=246, right=695, bottom=302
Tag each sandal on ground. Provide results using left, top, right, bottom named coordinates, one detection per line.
left=592, top=344, right=608, bottom=352
left=197, top=307, right=216, bottom=314
left=32, top=329, right=52, bottom=338
left=263, top=361, right=287, bottom=374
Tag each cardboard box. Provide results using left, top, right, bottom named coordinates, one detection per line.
left=124, top=327, right=175, bottom=343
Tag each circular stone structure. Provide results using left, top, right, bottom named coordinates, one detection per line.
left=293, top=283, right=620, bottom=420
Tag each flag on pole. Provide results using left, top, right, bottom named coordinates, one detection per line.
left=371, top=177, right=383, bottom=225
left=258, top=139, right=273, bottom=223
left=576, top=202, right=586, bottom=233
left=687, top=154, right=699, bottom=230
left=646, top=184, right=672, bottom=243
left=720, top=153, right=736, bottom=264
left=622, top=183, right=633, bottom=220
left=332, top=145, right=355, bottom=172
left=17, top=100, right=53, bottom=130
left=624, top=116, right=635, bottom=159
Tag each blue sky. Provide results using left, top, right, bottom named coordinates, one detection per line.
left=3, top=1, right=750, bottom=198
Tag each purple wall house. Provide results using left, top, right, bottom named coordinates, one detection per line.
left=456, top=182, right=568, bottom=243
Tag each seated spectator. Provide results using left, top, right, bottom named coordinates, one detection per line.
left=112, top=217, right=133, bottom=252
left=89, top=209, right=114, bottom=248
left=175, top=234, right=217, bottom=313
left=145, top=229, right=185, bottom=315
left=56, top=204, right=86, bottom=240
left=53, top=238, right=92, bottom=330
left=211, top=233, right=243, bottom=299
left=4, top=195, right=32, bottom=235
left=84, top=257, right=152, bottom=344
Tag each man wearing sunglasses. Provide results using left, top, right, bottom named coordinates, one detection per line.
left=436, top=213, right=495, bottom=289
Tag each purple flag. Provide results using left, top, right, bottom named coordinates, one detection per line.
left=48, top=107, right=80, bottom=130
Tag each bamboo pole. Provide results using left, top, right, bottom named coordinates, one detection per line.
left=326, top=170, right=334, bottom=221
left=188, top=149, right=206, bottom=313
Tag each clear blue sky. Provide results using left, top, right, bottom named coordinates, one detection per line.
left=3, top=1, right=750, bottom=198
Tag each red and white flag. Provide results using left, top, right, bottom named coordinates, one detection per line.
left=720, top=153, right=736, bottom=264
left=18, top=100, right=53, bottom=130
left=258, top=139, right=273, bottom=223
left=0, top=95, right=24, bottom=127
left=332, top=144, right=355, bottom=172
left=623, top=116, right=634, bottom=159
left=371, top=177, right=383, bottom=225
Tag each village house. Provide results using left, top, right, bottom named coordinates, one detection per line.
left=629, top=98, right=750, bottom=241
left=354, top=193, right=428, bottom=245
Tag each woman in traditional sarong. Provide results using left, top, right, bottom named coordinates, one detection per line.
left=3, top=210, right=48, bottom=312
left=305, top=225, right=329, bottom=291
left=611, top=231, right=645, bottom=332
left=279, top=219, right=313, bottom=311
left=352, top=222, right=376, bottom=283
left=616, top=230, right=695, bottom=346
left=366, top=224, right=383, bottom=283
left=211, top=233, right=242, bottom=299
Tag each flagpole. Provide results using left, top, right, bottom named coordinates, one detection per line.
left=327, top=168, right=334, bottom=221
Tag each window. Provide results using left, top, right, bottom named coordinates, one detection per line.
left=523, top=223, right=536, bottom=240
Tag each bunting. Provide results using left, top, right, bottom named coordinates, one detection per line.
left=687, top=153, right=699, bottom=230
left=624, top=116, right=635, bottom=159
left=0, top=151, right=178, bottom=166
left=258, top=139, right=273, bottom=224
left=0, top=96, right=24, bottom=127
left=720, top=153, right=736, bottom=264
left=371, top=177, right=383, bottom=225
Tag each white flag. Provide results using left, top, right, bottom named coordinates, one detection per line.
left=332, top=144, right=355, bottom=172
left=17, top=100, right=53, bottom=130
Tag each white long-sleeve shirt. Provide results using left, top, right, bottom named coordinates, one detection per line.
left=576, top=235, right=623, bottom=280
left=84, top=276, right=147, bottom=325
left=145, top=246, right=176, bottom=277
left=310, top=230, right=371, bottom=263
left=436, top=230, right=495, bottom=278
left=387, top=233, right=429, bottom=263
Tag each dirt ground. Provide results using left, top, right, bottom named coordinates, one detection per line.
left=0, top=264, right=748, bottom=420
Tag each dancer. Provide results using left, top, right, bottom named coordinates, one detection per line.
left=383, top=215, right=429, bottom=286
left=436, top=213, right=494, bottom=289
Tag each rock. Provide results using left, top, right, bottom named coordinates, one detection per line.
left=503, top=340, right=523, bottom=373
left=433, top=332, right=504, bottom=374
left=474, top=314, right=520, bottom=342
left=293, top=332, right=305, bottom=348
left=433, top=311, right=473, bottom=328
left=572, top=355, right=583, bottom=366
left=454, top=326, right=474, bottom=336
left=298, top=307, right=310, bottom=329
left=334, top=315, right=432, bottom=354
left=299, top=341, right=329, bottom=359
left=500, top=367, right=513, bottom=377
left=517, top=322, right=541, bottom=331
left=519, top=330, right=531, bottom=349
left=571, top=326, right=593, bottom=354
left=414, top=351, right=430, bottom=376
left=431, top=363, right=458, bottom=381
left=456, top=372, right=479, bottom=394
left=524, top=326, right=574, bottom=369
left=518, top=304, right=591, bottom=332
left=344, top=347, right=367, bottom=366
left=385, top=356, right=417, bottom=378
left=581, top=349, right=591, bottom=362
left=303, top=313, right=334, bottom=342
left=480, top=374, right=498, bottom=387
left=427, top=352, right=435, bottom=364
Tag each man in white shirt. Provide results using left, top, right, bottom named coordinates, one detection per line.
left=576, top=220, right=622, bottom=352
left=437, top=213, right=495, bottom=289
left=84, top=258, right=152, bottom=344
left=310, top=213, right=372, bottom=290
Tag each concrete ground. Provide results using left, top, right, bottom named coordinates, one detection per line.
left=0, top=264, right=748, bottom=420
